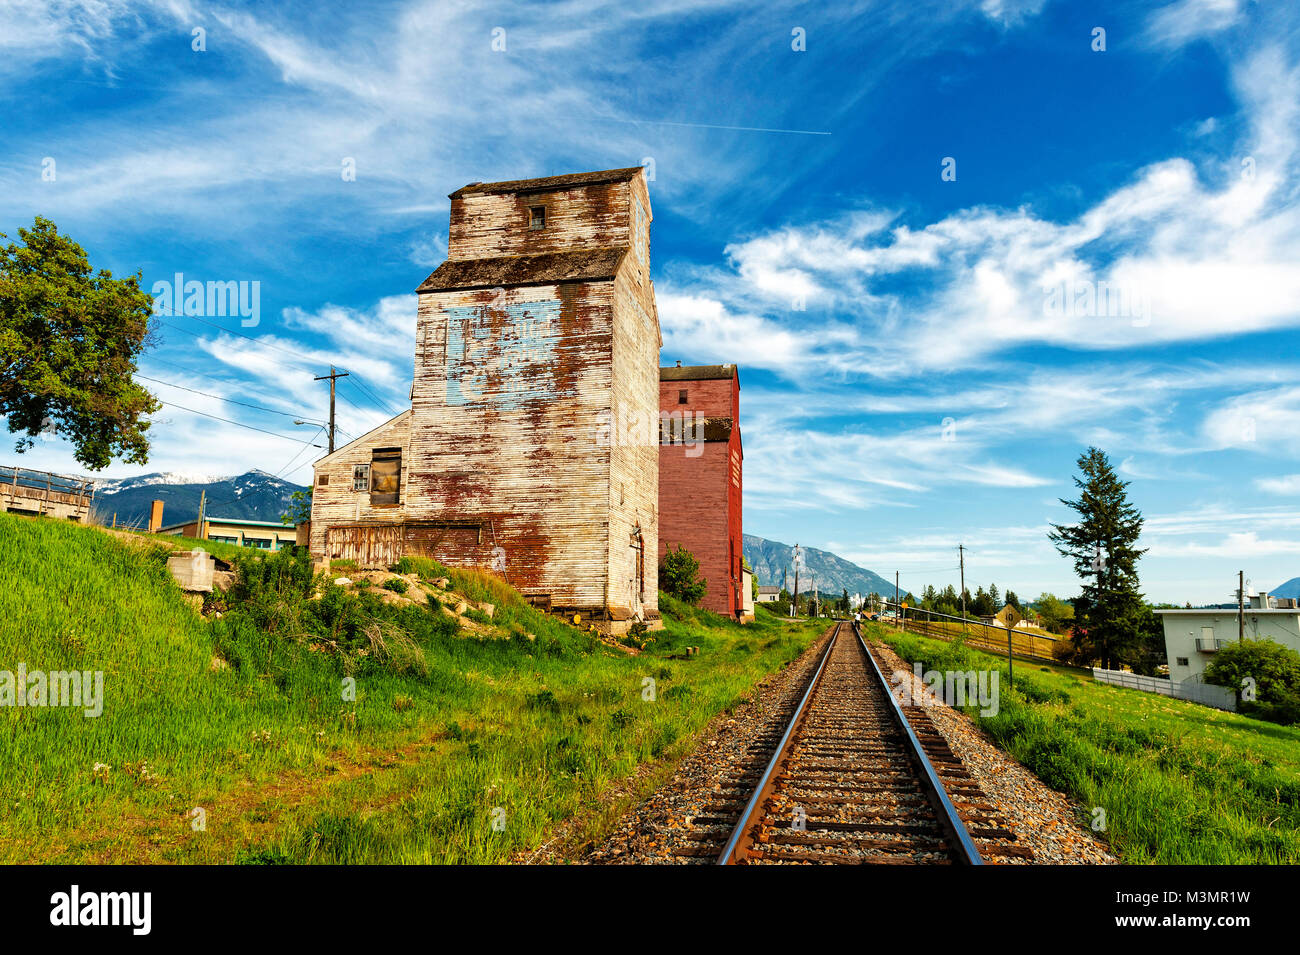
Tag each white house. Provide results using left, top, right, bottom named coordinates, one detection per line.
left=756, top=586, right=781, bottom=603
left=1156, top=592, right=1300, bottom=683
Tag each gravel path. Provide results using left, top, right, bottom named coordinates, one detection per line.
left=579, top=627, right=1117, bottom=865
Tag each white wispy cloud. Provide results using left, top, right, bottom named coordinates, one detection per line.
left=1146, top=0, right=1242, bottom=49
left=1255, top=473, right=1300, bottom=494
left=1201, top=386, right=1300, bottom=453
left=662, top=32, right=1300, bottom=377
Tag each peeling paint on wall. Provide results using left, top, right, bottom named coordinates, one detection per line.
left=444, top=300, right=565, bottom=409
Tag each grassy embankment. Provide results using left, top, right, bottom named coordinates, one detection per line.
left=0, top=512, right=826, bottom=863
left=868, top=621, right=1300, bottom=864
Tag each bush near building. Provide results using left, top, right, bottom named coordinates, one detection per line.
left=1205, top=639, right=1300, bottom=725
left=659, top=544, right=707, bottom=606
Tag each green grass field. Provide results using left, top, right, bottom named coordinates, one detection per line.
left=869, top=622, right=1300, bottom=864
left=0, top=512, right=826, bottom=863
left=894, top=615, right=1060, bottom=662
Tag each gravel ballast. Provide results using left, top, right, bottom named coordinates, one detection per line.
left=582, top=627, right=1117, bottom=865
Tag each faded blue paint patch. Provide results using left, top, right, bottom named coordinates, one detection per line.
left=444, top=300, right=564, bottom=409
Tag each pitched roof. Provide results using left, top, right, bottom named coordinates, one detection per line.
left=314, top=409, right=411, bottom=467
left=449, top=167, right=645, bottom=199
left=416, top=247, right=628, bottom=293
left=660, top=364, right=738, bottom=381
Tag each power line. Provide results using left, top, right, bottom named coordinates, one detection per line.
left=345, top=375, right=401, bottom=418
left=157, top=316, right=403, bottom=423
left=156, top=400, right=325, bottom=447
left=275, top=435, right=323, bottom=480
left=157, top=314, right=310, bottom=364
left=143, top=356, right=349, bottom=464
left=274, top=424, right=326, bottom=479
left=137, top=373, right=327, bottom=426
left=158, top=314, right=403, bottom=415
left=146, top=357, right=337, bottom=429
left=200, top=427, right=325, bottom=514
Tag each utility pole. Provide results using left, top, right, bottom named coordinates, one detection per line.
left=1238, top=570, right=1245, bottom=643
left=792, top=545, right=800, bottom=619
left=314, top=366, right=350, bottom=454
left=958, top=544, right=966, bottom=622
left=196, top=489, right=206, bottom=540
left=895, top=571, right=899, bottom=619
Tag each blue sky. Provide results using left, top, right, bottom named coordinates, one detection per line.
left=3, top=0, right=1299, bottom=604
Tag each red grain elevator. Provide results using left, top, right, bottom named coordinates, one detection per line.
left=658, top=363, right=749, bottom=620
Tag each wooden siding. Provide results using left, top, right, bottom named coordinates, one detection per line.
left=448, top=181, right=632, bottom=261
left=311, top=170, right=662, bottom=620
left=405, top=280, right=616, bottom=609
left=308, top=411, right=411, bottom=557
left=608, top=231, right=660, bottom=617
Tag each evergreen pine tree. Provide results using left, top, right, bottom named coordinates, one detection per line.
left=1049, top=447, right=1147, bottom=669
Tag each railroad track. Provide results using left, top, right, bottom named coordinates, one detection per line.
left=684, top=621, right=1030, bottom=865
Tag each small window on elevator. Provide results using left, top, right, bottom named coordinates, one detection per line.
left=528, top=206, right=546, bottom=230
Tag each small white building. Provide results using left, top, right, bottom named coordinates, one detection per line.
left=756, top=586, right=781, bottom=603
left=1155, top=592, right=1300, bottom=683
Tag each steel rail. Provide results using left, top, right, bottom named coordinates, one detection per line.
left=853, top=621, right=984, bottom=865
left=716, top=623, right=841, bottom=865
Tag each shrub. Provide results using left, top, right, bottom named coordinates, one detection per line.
left=660, top=545, right=707, bottom=606
left=1205, top=638, right=1300, bottom=724
left=382, top=577, right=410, bottom=595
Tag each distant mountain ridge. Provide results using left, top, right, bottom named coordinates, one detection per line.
left=1271, top=577, right=1300, bottom=600
left=93, top=470, right=307, bottom=528
left=92, top=476, right=906, bottom=599
left=743, top=534, right=900, bottom=599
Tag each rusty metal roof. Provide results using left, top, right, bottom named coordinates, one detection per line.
left=659, top=364, right=738, bottom=381
left=417, top=247, right=628, bottom=292
left=449, top=167, right=645, bottom=199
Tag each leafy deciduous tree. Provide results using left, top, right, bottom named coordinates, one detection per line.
left=1, top=218, right=159, bottom=469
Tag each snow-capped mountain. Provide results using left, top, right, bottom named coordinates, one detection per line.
left=93, top=470, right=307, bottom=528
left=95, top=471, right=236, bottom=495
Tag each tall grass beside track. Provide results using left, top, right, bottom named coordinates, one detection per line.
left=869, top=622, right=1300, bottom=864
left=0, top=512, right=826, bottom=863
